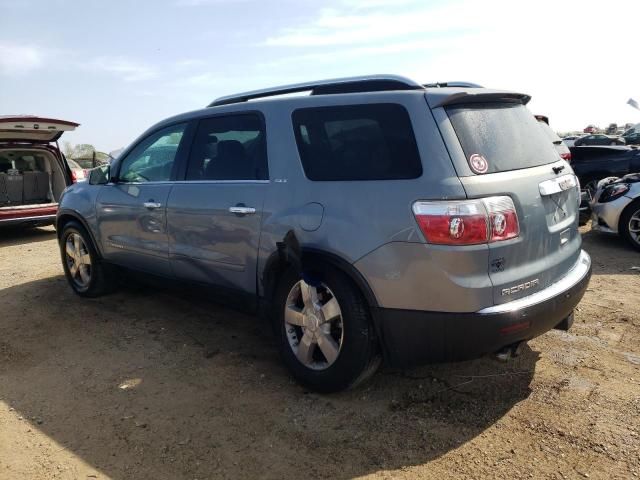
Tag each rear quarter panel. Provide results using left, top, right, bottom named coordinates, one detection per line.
left=255, top=92, right=475, bottom=306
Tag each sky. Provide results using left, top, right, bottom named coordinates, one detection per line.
left=1, top=0, right=639, bottom=152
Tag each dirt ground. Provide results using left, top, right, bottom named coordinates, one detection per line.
left=0, top=224, right=638, bottom=480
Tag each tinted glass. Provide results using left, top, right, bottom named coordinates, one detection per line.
left=447, top=103, right=558, bottom=174
left=119, top=123, right=186, bottom=182
left=292, top=104, right=422, bottom=181
left=537, top=120, right=562, bottom=144
left=186, top=114, right=267, bottom=180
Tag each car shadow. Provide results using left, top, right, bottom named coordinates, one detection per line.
left=581, top=228, right=640, bottom=276
left=0, top=225, right=56, bottom=248
left=0, top=275, right=537, bottom=479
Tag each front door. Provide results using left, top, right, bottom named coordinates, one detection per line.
left=96, top=122, right=189, bottom=277
left=167, top=113, right=268, bottom=294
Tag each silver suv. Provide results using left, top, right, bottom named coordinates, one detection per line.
left=56, top=75, right=592, bottom=392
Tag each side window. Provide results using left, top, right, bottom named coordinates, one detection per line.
left=291, top=103, right=422, bottom=181
left=186, top=114, right=267, bottom=181
left=118, top=123, right=187, bottom=182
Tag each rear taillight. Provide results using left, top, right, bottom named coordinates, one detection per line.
left=71, top=170, right=86, bottom=183
left=412, top=196, right=520, bottom=246
left=484, top=196, right=520, bottom=242
left=560, top=152, right=571, bottom=162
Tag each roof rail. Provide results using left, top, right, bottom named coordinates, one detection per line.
left=208, top=75, right=424, bottom=107
left=423, top=81, right=483, bottom=88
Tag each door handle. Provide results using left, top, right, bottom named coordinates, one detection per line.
left=229, top=206, right=256, bottom=215
left=143, top=201, right=162, bottom=209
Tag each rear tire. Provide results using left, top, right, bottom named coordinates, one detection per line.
left=273, top=266, right=380, bottom=393
left=59, top=221, right=116, bottom=297
left=619, top=199, right=640, bottom=252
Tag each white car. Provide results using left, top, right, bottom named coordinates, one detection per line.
left=562, top=135, right=583, bottom=148
left=590, top=174, right=640, bottom=251
left=66, top=158, right=87, bottom=182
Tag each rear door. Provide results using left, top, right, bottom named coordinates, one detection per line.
left=432, top=99, right=581, bottom=305
left=166, top=113, right=268, bottom=294
left=96, top=122, right=189, bottom=277
left=0, top=115, right=79, bottom=143
left=0, top=116, right=77, bottom=187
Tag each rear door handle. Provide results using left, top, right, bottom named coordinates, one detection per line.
left=143, top=201, right=162, bottom=209
left=229, top=206, right=256, bottom=215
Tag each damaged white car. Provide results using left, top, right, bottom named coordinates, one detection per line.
left=590, top=173, right=640, bottom=251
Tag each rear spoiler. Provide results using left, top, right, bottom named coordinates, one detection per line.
left=426, top=89, right=531, bottom=108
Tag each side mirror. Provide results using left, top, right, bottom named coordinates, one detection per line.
left=89, top=164, right=110, bottom=185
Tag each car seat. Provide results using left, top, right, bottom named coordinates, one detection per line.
left=204, top=140, right=255, bottom=180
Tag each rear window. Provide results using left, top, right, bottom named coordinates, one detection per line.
left=447, top=103, right=558, bottom=174
left=537, top=120, right=562, bottom=144
left=292, top=104, right=422, bottom=181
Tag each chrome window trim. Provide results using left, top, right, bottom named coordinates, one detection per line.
left=477, top=250, right=591, bottom=314
left=110, top=180, right=270, bottom=186
left=174, top=180, right=270, bottom=185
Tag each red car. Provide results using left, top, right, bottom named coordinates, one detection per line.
left=0, top=115, right=78, bottom=227
left=583, top=125, right=597, bottom=134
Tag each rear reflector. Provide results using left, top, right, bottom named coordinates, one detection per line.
left=412, top=196, right=519, bottom=246
left=560, top=152, right=571, bottom=162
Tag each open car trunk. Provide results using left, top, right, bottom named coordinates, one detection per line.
left=0, top=147, right=68, bottom=218
left=0, top=115, right=77, bottom=225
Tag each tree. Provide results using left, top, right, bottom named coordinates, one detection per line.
left=62, top=141, right=74, bottom=158
left=72, top=144, right=96, bottom=159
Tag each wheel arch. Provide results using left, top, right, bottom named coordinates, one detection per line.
left=619, top=197, right=640, bottom=228
left=56, top=210, right=103, bottom=258
left=261, top=247, right=379, bottom=309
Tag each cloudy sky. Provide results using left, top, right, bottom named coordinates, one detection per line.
left=1, top=0, right=639, bottom=152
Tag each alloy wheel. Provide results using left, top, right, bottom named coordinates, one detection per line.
left=65, top=233, right=92, bottom=289
left=284, top=279, right=344, bottom=370
left=629, top=208, right=640, bottom=246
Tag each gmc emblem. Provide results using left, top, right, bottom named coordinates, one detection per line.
left=501, top=279, right=539, bottom=296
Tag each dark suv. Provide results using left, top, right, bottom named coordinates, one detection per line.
left=56, top=75, right=592, bottom=392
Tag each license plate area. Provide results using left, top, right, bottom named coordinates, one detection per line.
left=539, top=174, right=578, bottom=229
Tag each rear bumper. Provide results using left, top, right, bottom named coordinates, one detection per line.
left=0, top=214, right=56, bottom=227
left=0, top=204, right=58, bottom=226
left=372, top=250, right=592, bottom=368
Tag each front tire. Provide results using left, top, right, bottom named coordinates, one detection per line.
left=59, top=221, right=115, bottom=297
left=620, top=199, right=640, bottom=252
left=273, top=266, right=380, bottom=393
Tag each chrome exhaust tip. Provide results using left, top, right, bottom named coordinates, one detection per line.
left=494, top=341, right=526, bottom=362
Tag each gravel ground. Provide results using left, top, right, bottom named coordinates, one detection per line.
left=0, top=224, right=639, bottom=480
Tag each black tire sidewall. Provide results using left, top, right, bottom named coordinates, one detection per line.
left=273, top=266, right=378, bottom=393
